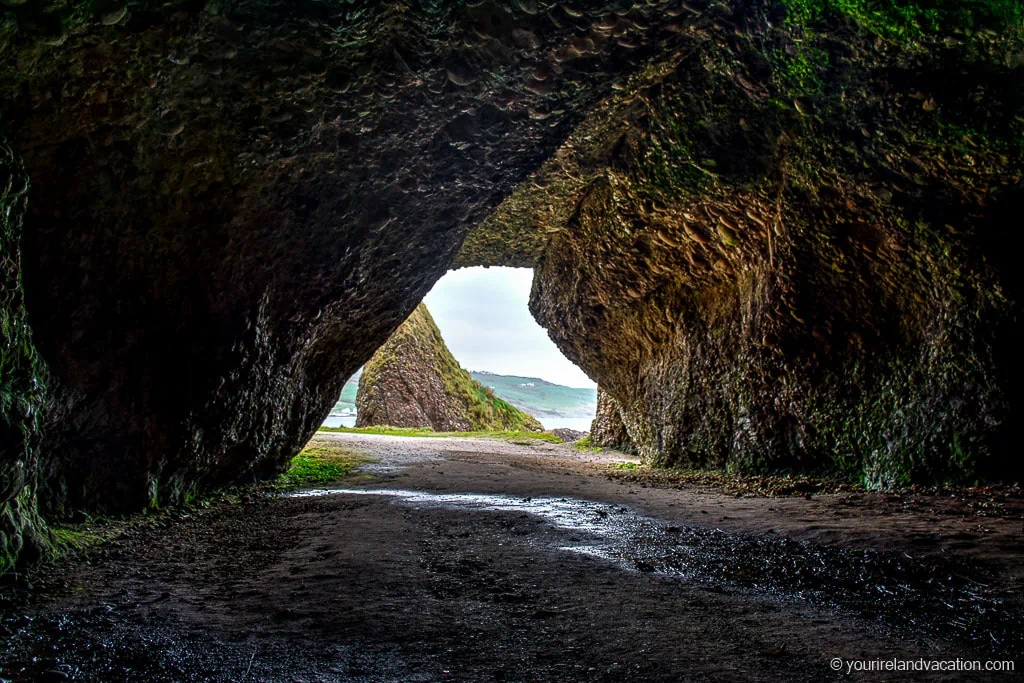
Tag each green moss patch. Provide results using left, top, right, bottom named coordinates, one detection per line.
left=573, top=435, right=603, bottom=452
left=275, top=444, right=371, bottom=489
left=781, top=0, right=1024, bottom=38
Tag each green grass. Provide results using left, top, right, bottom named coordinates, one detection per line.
left=613, top=462, right=642, bottom=470
left=318, top=425, right=562, bottom=443
left=781, top=0, right=1024, bottom=39
left=275, top=444, right=370, bottom=488
left=51, top=527, right=105, bottom=552
left=573, top=434, right=603, bottom=452
left=469, top=372, right=596, bottom=418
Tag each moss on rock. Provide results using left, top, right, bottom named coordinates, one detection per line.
left=357, top=304, right=543, bottom=433
left=1, top=136, right=51, bottom=572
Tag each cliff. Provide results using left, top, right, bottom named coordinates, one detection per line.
left=356, top=304, right=542, bottom=433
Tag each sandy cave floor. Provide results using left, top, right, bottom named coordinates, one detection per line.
left=1, top=432, right=1023, bottom=682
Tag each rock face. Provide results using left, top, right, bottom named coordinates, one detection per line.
left=0, top=0, right=685, bottom=531
left=1, top=138, right=49, bottom=571
left=547, top=428, right=587, bottom=443
left=356, top=304, right=542, bottom=433
left=589, top=388, right=632, bottom=452
left=469, top=3, right=1024, bottom=487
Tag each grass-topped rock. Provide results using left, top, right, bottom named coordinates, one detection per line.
left=356, top=304, right=543, bottom=433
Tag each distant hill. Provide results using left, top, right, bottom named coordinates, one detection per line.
left=469, top=371, right=596, bottom=420
left=332, top=369, right=596, bottom=423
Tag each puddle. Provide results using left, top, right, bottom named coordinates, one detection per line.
left=293, top=487, right=1023, bottom=657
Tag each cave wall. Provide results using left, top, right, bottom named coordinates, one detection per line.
left=0, top=0, right=691, bottom=571
left=524, top=5, right=1024, bottom=486
left=589, top=387, right=632, bottom=451
left=1, top=137, right=50, bottom=572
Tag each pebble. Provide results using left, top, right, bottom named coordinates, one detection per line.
left=100, top=6, right=128, bottom=26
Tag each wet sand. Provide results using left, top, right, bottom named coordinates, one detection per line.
left=1, top=433, right=1021, bottom=681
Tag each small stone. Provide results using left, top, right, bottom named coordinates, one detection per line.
left=160, top=120, right=185, bottom=137
left=100, top=6, right=128, bottom=26
left=517, top=0, right=538, bottom=15
left=39, top=33, right=68, bottom=47
left=446, top=67, right=476, bottom=87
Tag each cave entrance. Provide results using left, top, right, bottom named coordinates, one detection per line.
left=323, top=266, right=596, bottom=433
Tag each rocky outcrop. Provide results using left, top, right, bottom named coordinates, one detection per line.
left=467, top=3, right=1024, bottom=487
left=589, top=388, right=631, bottom=452
left=547, top=428, right=586, bottom=443
left=357, top=304, right=542, bottom=433
left=1, top=138, right=50, bottom=572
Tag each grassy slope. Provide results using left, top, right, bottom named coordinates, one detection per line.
left=360, top=304, right=544, bottom=432
left=335, top=370, right=596, bottom=419
left=470, top=372, right=596, bottom=418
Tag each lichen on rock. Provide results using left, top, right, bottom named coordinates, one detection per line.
left=356, top=303, right=542, bottom=433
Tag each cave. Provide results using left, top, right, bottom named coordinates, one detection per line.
left=2, top=0, right=1023, bottom=679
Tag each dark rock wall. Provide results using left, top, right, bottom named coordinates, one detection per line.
left=1, top=138, right=50, bottom=572
left=356, top=303, right=542, bottom=432
left=589, top=388, right=632, bottom=451
left=0, top=0, right=687, bottom=523
left=527, top=6, right=1024, bottom=486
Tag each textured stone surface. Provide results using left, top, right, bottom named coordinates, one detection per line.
left=356, top=304, right=542, bottom=432
left=0, top=0, right=685, bottom=520
left=486, top=3, right=1021, bottom=486
left=589, top=388, right=631, bottom=451
left=1, top=138, right=50, bottom=572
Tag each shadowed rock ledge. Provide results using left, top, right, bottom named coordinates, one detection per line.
left=356, top=303, right=542, bottom=432
left=1, top=137, right=49, bottom=572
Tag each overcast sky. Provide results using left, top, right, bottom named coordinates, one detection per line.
left=423, top=267, right=595, bottom=389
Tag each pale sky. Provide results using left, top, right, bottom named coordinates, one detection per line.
left=423, top=267, right=595, bottom=389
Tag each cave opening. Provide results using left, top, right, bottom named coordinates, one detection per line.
left=323, top=266, right=597, bottom=435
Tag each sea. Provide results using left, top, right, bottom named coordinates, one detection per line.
left=321, top=414, right=594, bottom=431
